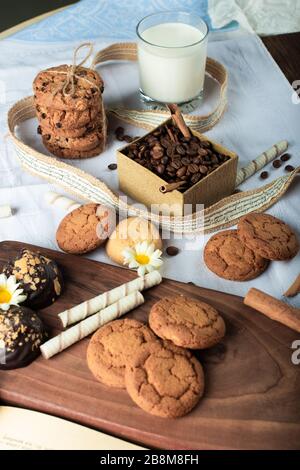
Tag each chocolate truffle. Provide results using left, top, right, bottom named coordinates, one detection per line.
left=0, top=305, right=46, bottom=369
left=2, top=249, right=63, bottom=309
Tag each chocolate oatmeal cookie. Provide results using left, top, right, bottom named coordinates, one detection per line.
left=41, top=124, right=105, bottom=151
left=38, top=114, right=104, bottom=138
left=237, top=212, right=299, bottom=260
left=204, top=229, right=269, bottom=281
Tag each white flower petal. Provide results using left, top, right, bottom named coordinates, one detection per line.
left=145, top=265, right=154, bottom=273
left=152, top=249, right=162, bottom=259
left=0, top=273, right=7, bottom=286
left=128, top=260, right=139, bottom=269
left=137, top=266, right=146, bottom=276
left=145, top=243, right=155, bottom=256
left=0, top=303, right=10, bottom=311
left=7, top=275, right=17, bottom=292
left=150, top=259, right=163, bottom=268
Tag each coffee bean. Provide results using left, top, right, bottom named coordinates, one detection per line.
left=166, top=246, right=180, bottom=256
left=161, top=156, right=169, bottom=165
left=198, top=148, right=208, bottom=157
left=176, top=145, right=186, bottom=155
left=193, top=156, right=201, bottom=164
left=177, top=166, right=187, bottom=178
left=280, top=153, right=291, bottom=162
left=285, top=165, right=295, bottom=172
left=171, top=160, right=182, bottom=170
left=260, top=171, right=269, bottom=179
left=199, top=165, right=208, bottom=174
left=108, top=163, right=117, bottom=170
left=188, top=163, right=199, bottom=174
left=181, top=157, right=190, bottom=165
left=273, top=159, right=281, bottom=168
left=191, top=173, right=201, bottom=184
left=156, top=164, right=165, bottom=175
left=115, top=126, right=124, bottom=137
left=37, top=125, right=42, bottom=134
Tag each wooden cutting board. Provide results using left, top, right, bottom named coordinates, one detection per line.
left=0, top=241, right=299, bottom=450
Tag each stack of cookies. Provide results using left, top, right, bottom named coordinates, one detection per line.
left=33, top=64, right=106, bottom=159
left=204, top=212, right=299, bottom=281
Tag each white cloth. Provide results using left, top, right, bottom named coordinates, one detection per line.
left=210, top=0, right=300, bottom=35
left=0, top=34, right=299, bottom=307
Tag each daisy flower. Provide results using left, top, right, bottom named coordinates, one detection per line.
left=0, top=274, right=27, bottom=311
left=122, top=241, right=163, bottom=277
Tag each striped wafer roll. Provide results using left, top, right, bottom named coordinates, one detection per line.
left=58, top=270, right=162, bottom=328
left=40, top=291, right=144, bottom=359
left=0, top=205, right=12, bottom=218
left=45, top=191, right=81, bottom=212
left=235, top=140, right=288, bottom=187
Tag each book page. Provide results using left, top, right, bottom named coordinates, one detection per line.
left=0, top=406, right=144, bottom=450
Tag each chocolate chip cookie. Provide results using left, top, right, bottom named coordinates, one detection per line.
left=41, top=125, right=105, bottom=151
left=87, top=319, right=156, bottom=388
left=33, top=65, right=104, bottom=111
left=43, top=140, right=105, bottom=159
left=36, top=103, right=101, bottom=129
left=237, top=212, right=299, bottom=260
left=204, top=229, right=269, bottom=281
left=2, top=249, right=63, bottom=309
left=38, top=114, right=104, bottom=138
left=56, top=203, right=114, bottom=254
left=149, top=295, right=226, bottom=349
left=125, top=340, right=205, bottom=418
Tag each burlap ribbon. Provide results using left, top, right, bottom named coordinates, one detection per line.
left=7, top=42, right=300, bottom=233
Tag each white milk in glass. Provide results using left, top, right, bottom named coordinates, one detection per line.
left=138, top=22, right=207, bottom=104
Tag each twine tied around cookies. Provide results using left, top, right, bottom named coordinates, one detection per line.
left=47, top=42, right=99, bottom=97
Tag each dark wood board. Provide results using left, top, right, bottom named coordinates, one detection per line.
left=0, top=241, right=299, bottom=450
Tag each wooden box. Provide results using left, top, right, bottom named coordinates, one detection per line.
left=117, top=119, right=238, bottom=216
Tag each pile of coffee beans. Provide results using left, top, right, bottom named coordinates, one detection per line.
left=121, top=123, right=230, bottom=192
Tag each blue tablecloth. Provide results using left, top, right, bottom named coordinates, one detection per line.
left=11, top=0, right=238, bottom=42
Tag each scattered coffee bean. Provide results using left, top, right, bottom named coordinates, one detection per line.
left=115, top=126, right=125, bottom=141
left=108, top=163, right=117, bottom=170
left=166, top=246, right=180, bottom=256
left=285, top=165, right=295, bottom=172
left=280, top=153, right=291, bottom=162
left=273, top=159, right=281, bottom=168
left=260, top=171, right=269, bottom=179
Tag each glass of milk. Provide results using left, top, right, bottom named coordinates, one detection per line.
left=136, top=11, right=208, bottom=109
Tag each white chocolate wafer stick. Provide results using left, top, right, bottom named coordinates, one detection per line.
left=41, top=291, right=144, bottom=359
left=45, top=191, right=81, bottom=212
left=235, top=140, right=288, bottom=186
left=0, top=205, right=12, bottom=218
left=58, top=270, right=162, bottom=328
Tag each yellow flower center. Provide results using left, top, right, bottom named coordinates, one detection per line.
left=0, top=288, right=12, bottom=304
left=135, top=254, right=150, bottom=265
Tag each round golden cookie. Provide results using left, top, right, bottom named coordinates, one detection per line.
left=125, top=340, right=205, bottom=418
left=87, top=319, right=156, bottom=388
left=204, top=229, right=269, bottom=281
left=56, top=203, right=114, bottom=254
left=237, top=212, right=299, bottom=261
left=106, top=217, right=163, bottom=266
left=149, top=295, right=225, bottom=349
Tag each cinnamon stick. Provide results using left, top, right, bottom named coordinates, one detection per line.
left=284, top=274, right=300, bottom=298
left=159, top=181, right=186, bottom=193
left=244, top=288, right=300, bottom=333
left=166, top=104, right=191, bottom=139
